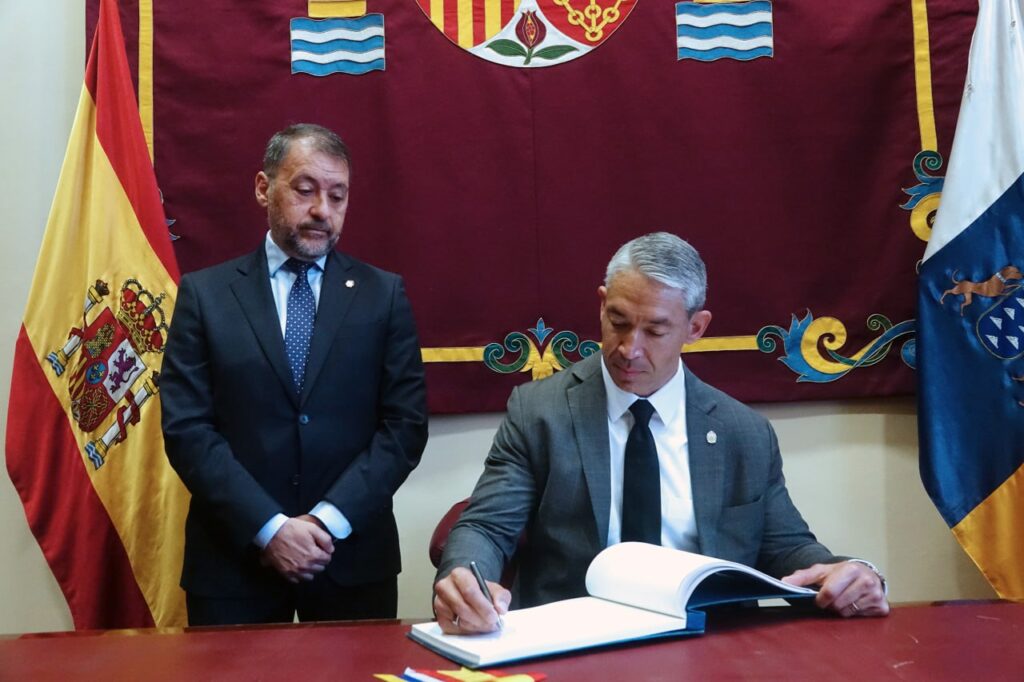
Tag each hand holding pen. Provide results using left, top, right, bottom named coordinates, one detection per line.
left=470, top=561, right=504, bottom=631
left=433, top=561, right=511, bottom=634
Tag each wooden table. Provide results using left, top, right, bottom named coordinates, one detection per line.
left=1, top=601, right=1021, bottom=680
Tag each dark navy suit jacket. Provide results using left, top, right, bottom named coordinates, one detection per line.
left=162, top=247, right=427, bottom=597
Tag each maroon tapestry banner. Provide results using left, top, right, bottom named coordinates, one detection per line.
left=88, top=0, right=976, bottom=413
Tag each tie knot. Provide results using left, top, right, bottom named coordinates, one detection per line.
left=629, top=399, right=655, bottom=426
left=284, top=258, right=314, bottom=276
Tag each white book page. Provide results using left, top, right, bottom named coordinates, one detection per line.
left=585, top=543, right=816, bottom=617
left=411, top=596, right=687, bottom=665
left=584, top=543, right=732, bottom=617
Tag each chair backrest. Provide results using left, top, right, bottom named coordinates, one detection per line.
left=429, top=498, right=524, bottom=588
left=428, top=498, right=470, bottom=569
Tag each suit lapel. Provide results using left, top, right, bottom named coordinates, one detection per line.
left=685, top=369, right=725, bottom=558
left=568, top=355, right=612, bottom=548
left=230, top=248, right=298, bottom=406
left=301, top=251, right=357, bottom=404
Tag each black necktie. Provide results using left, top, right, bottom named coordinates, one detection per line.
left=621, top=399, right=661, bottom=544
left=283, top=259, right=316, bottom=393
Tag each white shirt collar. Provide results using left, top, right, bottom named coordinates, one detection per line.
left=264, top=231, right=327, bottom=276
left=600, top=357, right=686, bottom=424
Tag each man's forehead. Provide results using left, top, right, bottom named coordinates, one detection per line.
left=605, top=308, right=676, bottom=326
left=604, top=272, right=687, bottom=318
left=280, top=154, right=350, bottom=185
left=280, top=139, right=348, bottom=172
left=289, top=168, right=349, bottom=187
left=604, top=298, right=682, bottom=323
left=606, top=271, right=684, bottom=300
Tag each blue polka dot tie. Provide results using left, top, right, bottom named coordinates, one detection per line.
left=283, top=259, right=316, bottom=394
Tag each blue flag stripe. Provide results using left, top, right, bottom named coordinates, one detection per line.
left=292, top=59, right=385, bottom=76
left=677, top=46, right=773, bottom=62
left=918, top=171, right=1024, bottom=525
left=675, top=0, right=772, bottom=18
left=291, top=37, right=385, bottom=54
left=676, top=22, right=772, bottom=40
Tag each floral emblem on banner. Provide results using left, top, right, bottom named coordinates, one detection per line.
left=901, top=149, right=945, bottom=244
left=484, top=318, right=600, bottom=379
left=486, top=11, right=578, bottom=65
left=756, top=312, right=916, bottom=383
left=46, top=278, right=169, bottom=469
left=413, top=0, right=636, bottom=68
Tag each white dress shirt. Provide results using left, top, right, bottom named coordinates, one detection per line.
left=254, top=233, right=351, bottom=547
left=601, top=357, right=699, bottom=551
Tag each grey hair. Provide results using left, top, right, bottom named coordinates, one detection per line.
left=263, top=123, right=351, bottom=178
left=604, top=232, right=708, bottom=313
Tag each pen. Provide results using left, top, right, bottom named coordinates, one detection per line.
left=469, top=560, right=504, bottom=631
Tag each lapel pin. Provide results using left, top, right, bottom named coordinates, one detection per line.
left=345, top=279, right=355, bottom=288
left=706, top=430, right=717, bottom=444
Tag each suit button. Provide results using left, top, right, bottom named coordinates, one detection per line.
left=298, top=414, right=310, bottom=425
left=290, top=475, right=300, bottom=486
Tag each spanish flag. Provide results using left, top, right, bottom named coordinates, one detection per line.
left=5, top=0, right=188, bottom=628
left=917, top=0, right=1024, bottom=598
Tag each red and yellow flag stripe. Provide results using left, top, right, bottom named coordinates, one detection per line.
left=5, top=0, right=187, bottom=629
left=418, top=0, right=523, bottom=48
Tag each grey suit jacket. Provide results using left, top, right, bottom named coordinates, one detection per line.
left=438, top=352, right=837, bottom=608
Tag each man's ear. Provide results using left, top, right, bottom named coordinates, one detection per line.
left=593, top=284, right=606, bottom=321
left=686, top=310, right=712, bottom=344
left=254, top=171, right=271, bottom=208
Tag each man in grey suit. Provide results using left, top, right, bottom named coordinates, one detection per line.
left=433, top=232, right=888, bottom=633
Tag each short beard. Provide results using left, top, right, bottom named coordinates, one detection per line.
left=284, top=222, right=339, bottom=260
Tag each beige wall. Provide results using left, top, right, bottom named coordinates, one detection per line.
left=0, top=2, right=992, bottom=636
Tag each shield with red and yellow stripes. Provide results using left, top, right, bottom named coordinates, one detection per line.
left=414, top=0, right=637, bottom=67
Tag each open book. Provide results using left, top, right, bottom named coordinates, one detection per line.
left=410, top=542, right=817, bottom=668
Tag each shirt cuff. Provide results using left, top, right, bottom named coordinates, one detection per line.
left=847, top=559, right=888, bottom=596
left=310, top=501, right=352, bottom=540
left=254, top=513, right=288, bottom=549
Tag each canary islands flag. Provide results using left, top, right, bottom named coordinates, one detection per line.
left=917, top=0, right=1024, bottom=599
left=5, top=0, right=189, bottom=627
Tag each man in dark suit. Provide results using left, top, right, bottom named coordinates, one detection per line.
left=433, top=232, right=888, bottom=633
left=161, top=124, right=428, bottom=625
